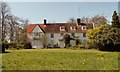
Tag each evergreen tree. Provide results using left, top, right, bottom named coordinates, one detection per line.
left=112, top=11, right=120, bottom=28
left=63, top=34, right=71, bottom=48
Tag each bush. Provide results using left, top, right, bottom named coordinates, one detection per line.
left=9, top=41, right=16, bottom=49
left=69, top=44, right=85, bottom=50
left=5, top=41, right=23, bottom=50
left=86, top=40, right=97, bottom=49
left=1, top=41, right=8, bottom=53
left=23, top=42, right=32, bottom=49
left=69, top=45, right=78, bottom=50
left=87, top=25, right=120, bottom=51
left=78, top=44, right=85, bottom=49
left=15, top=42, right=23, bottom=50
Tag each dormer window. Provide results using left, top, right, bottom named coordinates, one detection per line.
left=82, top=26, right=87, bottom=30
left=71, top=26, right=77, bottom=30
left=60, top=26, right=65, bottom=31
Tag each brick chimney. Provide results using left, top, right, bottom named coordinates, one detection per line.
left=44, top=19, right=47, bottom=25
left=77, top=18, right=81, bottom=25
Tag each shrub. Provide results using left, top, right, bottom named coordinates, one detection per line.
left=69, top=45, right=78, bottom=50
left=15, top=42, right=23, bottom=50
left=86, top=40, right=97, bottom=49
left=9, top=41, right=16, bottom=49
left=63, top=34, right=72, bottom=48
left=87, top=25, right=120, bottom=51
left=78, top=44, right=85, bottom=49
left=23, top=42, right=32, bottom=49
left=72, top=38, right=81, bottom=45
left=1, top=41, right=8, bottom=53
left=69, top=44, right=85, bottom=50
left=6, top=41, right=23, bottom=50
left=66, top=44, right=71, bottom=49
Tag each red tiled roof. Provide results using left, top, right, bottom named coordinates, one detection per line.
left=27, top=23, right=93, bottom=33
left=38, top=24, right=46, bottom=31
left=27, top=24, right=36, bottom=33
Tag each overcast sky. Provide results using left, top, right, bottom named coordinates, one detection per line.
left=1, top=0, right=119, bottom=24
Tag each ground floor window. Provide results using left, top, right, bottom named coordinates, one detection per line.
left=83, top=33, right=86, bottom=37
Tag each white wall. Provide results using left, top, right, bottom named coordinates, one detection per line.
left=46, top=32, right=87, bottom=48
left=32, top=25, right=43, bottom=33
left=31, top=25, right=44, bottom=48
left=46, top=33, right=62, bottom=47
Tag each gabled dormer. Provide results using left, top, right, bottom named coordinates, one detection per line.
left=60, top=26, right=66, bottom=31
left=82, top=26, right=87, bottom=30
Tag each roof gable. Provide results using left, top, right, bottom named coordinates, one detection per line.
left=32, top=24, right=44, bottom=33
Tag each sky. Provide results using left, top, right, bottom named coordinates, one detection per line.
left=2, top=0, right=119, bottom=24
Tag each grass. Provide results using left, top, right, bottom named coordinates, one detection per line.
left=1, top=48, right=119, bottom=70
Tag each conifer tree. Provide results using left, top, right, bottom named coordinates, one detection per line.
left=112, top=11, right=120, bottom=28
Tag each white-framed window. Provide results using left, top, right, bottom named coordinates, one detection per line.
left=39, top=32, right=43, bottom=37
left=60, top=26, right=66, bottom=31
left=82, top=26, right=87, bottom=30
left=33, top=32, right=42, bottom=38
left=33, top=32, right=36, bottom=38
left=36, top=32, right=39, bottom=36
left=71, top=26, right=77, bottom=30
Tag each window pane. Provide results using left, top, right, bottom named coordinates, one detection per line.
left=36, top=32, right=39, bottom=36
left=83, top=33, right=86, bottom=37
left=51, top=34, right=54, bottom=38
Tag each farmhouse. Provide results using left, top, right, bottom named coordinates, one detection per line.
left=27, top=18, right=93, bottom=48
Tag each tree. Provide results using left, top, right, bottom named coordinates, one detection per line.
left=20, top=32, right=32, bottom=49
left=112, top=11, right=120, bottom=28
left=72, top=37, right=81, bottom=45
left=63, top=34, right=72, bottom=48
left=0, top=2, right=10, bottom=41
left=67, top=17, right=76, bottom=23
left=40, top=34, right=49, bottom=48
left=81, top=16, right=91, bottom=23
left=90, top=15, right=108, bottom=28
left=87, top=11, right=120, bottom=51
left=87, top=24, right=120, bottom=51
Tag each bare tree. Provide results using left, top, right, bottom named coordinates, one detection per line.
left=15, top=18, right=29, bottom=42
left=19, top=19, right=29, bottom=43
left=90, top=15, right=108, bottom=28
left=81, top=16, right=91, bottom=23
left=67, top=17, right=76, bottom=23
left=0, top=2, right=11, bottom=41
left=40, top=34, right=49, bottom=48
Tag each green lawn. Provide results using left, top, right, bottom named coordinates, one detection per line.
left=1, top=49, right=119, bottom=70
